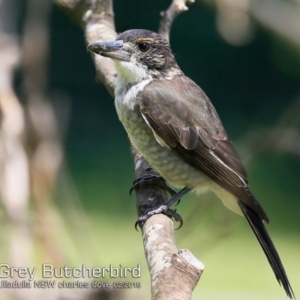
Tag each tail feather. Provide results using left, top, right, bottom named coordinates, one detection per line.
left=238, top=200, right=295, bottom=299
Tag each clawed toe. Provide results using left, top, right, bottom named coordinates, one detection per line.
left=130, top=174, right=163, bottom=195
left=134, top=205, right=183, bottom=230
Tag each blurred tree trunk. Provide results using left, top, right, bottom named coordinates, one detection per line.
left=0, top=1, right=32, bottom=299
left=0, top=0, right=66, bottom=299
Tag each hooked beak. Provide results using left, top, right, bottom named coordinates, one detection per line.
left=87, top=40, right=130, bottom=61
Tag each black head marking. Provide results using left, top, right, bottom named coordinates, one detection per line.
left=116, top=29, right=178, bottom=74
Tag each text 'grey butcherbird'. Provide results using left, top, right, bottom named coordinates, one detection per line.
left=88, top=29, right=294, bottom=298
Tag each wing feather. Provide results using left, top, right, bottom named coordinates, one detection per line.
left=139, top=75, right=268, bottom=222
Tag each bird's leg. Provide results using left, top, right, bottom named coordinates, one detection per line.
left=166, top=186, right=181, bottom=206
left=135, top=187, right=191, bottom=229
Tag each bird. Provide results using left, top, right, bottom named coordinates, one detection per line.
left=88, top=29, right=294, bottom=298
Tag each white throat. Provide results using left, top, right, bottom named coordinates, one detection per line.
left=114, top=60, right=150, bottom=85
left=114, top=60, right=153, bottom=112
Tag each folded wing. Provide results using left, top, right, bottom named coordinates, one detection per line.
left=139, top=75, right=268, bottom=222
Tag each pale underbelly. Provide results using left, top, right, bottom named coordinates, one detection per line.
left=115, top=97, right=242, bottom=216
left=120, top=110, right=211, bottom=190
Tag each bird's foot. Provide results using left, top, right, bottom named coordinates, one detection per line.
left=135, top=206, right=183, bottom=230
left=135, top=187, right=191, bottom=230
left=130, top=174, right=162, bottom=195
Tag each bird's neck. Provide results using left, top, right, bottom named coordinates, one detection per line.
left=114, top=60, right=151, bottom=86
left=114, top=60, right=182, bottom=100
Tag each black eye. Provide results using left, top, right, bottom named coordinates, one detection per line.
left=138, top=42, right=150, bottom=52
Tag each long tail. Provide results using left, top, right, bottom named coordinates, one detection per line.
left=238, top=200, right=295, bottom=299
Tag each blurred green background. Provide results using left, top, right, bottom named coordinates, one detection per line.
left=0, top=0, right=299, bottom=299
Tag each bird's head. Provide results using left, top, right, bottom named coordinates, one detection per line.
left=88, top=29, right=181, bottom=83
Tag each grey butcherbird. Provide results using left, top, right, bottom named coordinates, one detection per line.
left=88, top=29, right=294, bottom=298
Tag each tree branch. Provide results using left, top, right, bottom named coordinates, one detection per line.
left=54, top=0, right=204, bottom=298
left=53, top=0, right=117, bottom=96
left=144, top=216, right=203, bottom=300
left=159, top=0, right=195, bottom=41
